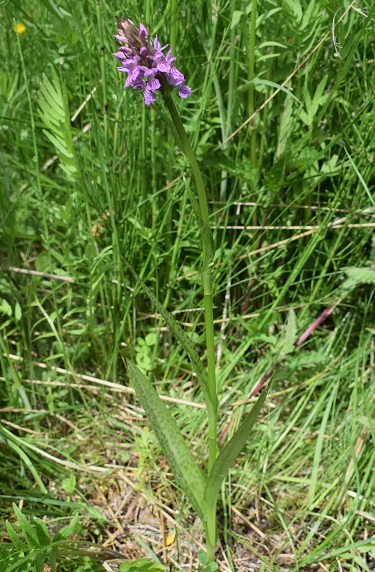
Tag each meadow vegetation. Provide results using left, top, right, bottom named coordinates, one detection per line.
left=1, top=0, right=375, bottom=570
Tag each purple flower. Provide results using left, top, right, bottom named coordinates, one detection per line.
left=143, top=89, right=156, bottom=106
left=165, top=68, right=185, bottom=87
left=113, top=16, right=192, bottom=106
left=178, top=85, right=192, bottom=98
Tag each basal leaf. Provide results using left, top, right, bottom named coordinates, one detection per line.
left=204, top=389, right=268, bottom=502
left=127, top=361, right=207, bottom=521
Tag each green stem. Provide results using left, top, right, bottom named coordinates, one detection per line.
left=162, top=93, right=218, bottom=555
left=206, top=495, right=218, bottom=561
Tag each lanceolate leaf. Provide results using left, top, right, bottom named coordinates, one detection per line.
left=124, top=260, right=217, bottom=412
left=127, top=361, right=207, bottom=521
left=204, top=389, right=268, bottom=502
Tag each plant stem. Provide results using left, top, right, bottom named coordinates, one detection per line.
left=162, top=93, right=218, bottom=560
left=206, top=494, right=218, bottom=562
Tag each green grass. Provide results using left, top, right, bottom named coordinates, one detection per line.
left=1, top=0, right=375, bottom=570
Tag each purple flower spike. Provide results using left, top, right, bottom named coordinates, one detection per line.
left=113, top=16, right=192, bottom=106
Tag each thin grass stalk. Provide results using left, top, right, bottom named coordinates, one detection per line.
left=220, top=15, right=238, bottom=202
left=140, top=106, right=147, bottom=218
left=95, top=0, right=109, bottom=146
left=170, top=0, right=177, bottom=52
left=163, top=187, right=188, bottom=309
left=248, top=0, right=257, bottom=167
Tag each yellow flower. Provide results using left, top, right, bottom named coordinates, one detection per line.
left=14, top=22, right=26, bottom=34
left=165, top=532, right=175, bottom=546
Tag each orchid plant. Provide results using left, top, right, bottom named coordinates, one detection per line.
left=113, top=17, right=268, bottom=563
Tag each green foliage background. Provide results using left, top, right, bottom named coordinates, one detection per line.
left=1, top=0, right=374, bottom=569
